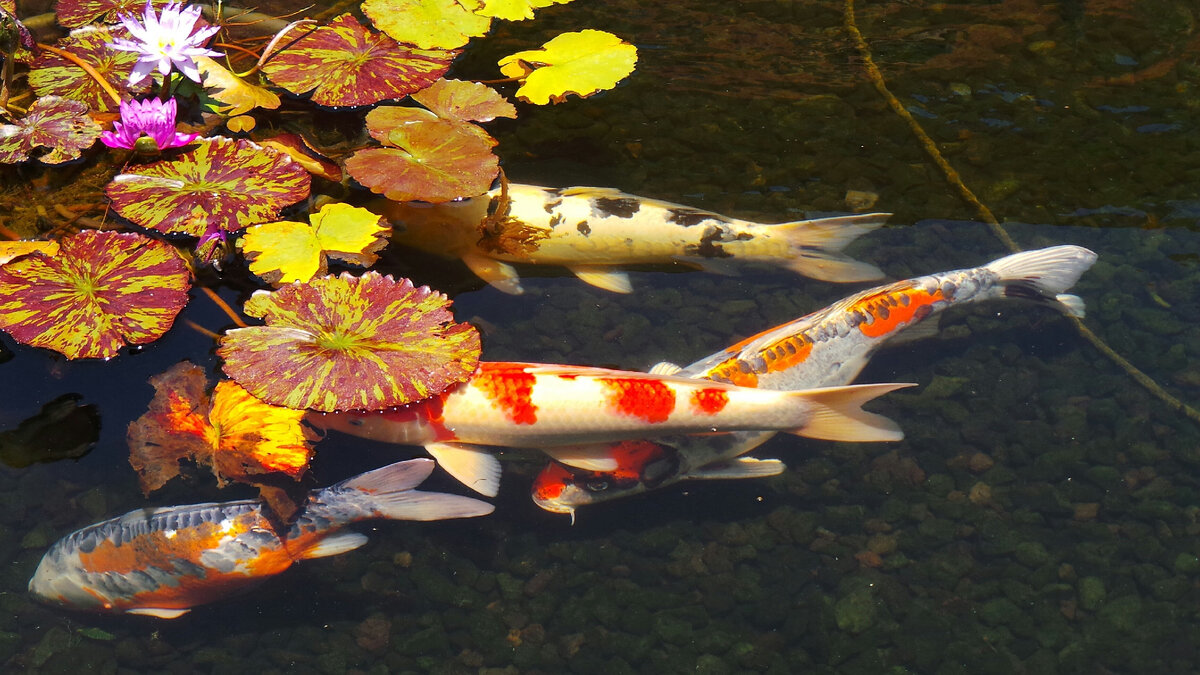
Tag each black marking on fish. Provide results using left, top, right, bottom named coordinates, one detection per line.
left=593, top=197, right=641, bottom=218
left=899, top=294, right=911, bottom=306
left=487, top=195, right=503, bottom=217
left=667, top=208, right=712, bottom=227
left=576, top=221, right=591, bottom=236
left=544, top=197, right=562, bottom=214
left=549, top=213, right=564, bottom=228
left=1004, top=281, right=1049, bottom=303
left=684, top=225, right=736, bottom=259
left=913, top=304, right=933, bottom=322
left=875, top=303, right=890, bottom=321
left=940, top=280, right=958, bottom=298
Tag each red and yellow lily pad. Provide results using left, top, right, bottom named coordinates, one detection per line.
left=498, top=29, right=638, bottom=104
left=218, top=271, right=481, bottom=412
left=0, top=96, right=102, bottom=165
left=363, top=0, right=492, bottom=50
left=261, top=14, right=456, bottom=108
left=106, top=137, right=311, bottom=237
left=0, top=231, right=190, bottom=359
left=127, top=361, right=315, bottom=519
left=241, top=203, right=392, bottom=286
left=411, top=78, right=517, bottom=123
left=54, top=0, right=169, bottom=28
left=0, top=241, right=59, bottom=265
left=29, top=26, right=149, bottom=112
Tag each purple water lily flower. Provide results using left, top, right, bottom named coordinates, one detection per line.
left=100, top=98, right=197, bottom=151
left=109, top=1, right=223, bottom=86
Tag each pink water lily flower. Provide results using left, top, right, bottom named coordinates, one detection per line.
left=100, top=98, right=197, bottom=151
left=109, top=1, right=223, bottom=86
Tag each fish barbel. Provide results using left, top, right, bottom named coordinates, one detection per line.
left=308, top=362, right=913, bottom=497
left=375, top=183, right=889, bottom=294
left=29, top=459, right=492, bottom=618
left=533, top=245, right=1098, bottom=518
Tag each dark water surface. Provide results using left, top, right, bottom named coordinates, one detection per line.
left=3, top=0, right=1200, bottom=672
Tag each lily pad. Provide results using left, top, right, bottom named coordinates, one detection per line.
left=196, top=55, right=281, bottom=116
left=241, top=203, right=392, bottom=286
left=498, top=29, right=638, bottom=104
left=261, top=13, right=456, bottom=107
left=218, top=271, right=481, bottom=412
left=128, top=361, right=315, bottom=518
left=411, top=78, right=517, bottom=123
left=346, top=115, right=499, bottom=203
left=363, top=0, right=492, bottom=50
left=53, top=0, right=163, bottom=28
left=0, top=241, right=59, bottom=265
left=0, top=230, right=189, bottom=359
left=0, top=96, right=102, bottom=164
left=473, top=0, right=574, bottom=22
left=29, top=26, right=149, bottom=112
left=106, top=136, right=311, bottom=236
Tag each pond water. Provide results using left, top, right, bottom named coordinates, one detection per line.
left=3, top=0, right=1200, bottom=672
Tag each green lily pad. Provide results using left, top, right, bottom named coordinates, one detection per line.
left=106, top=137, right=311, bottom=237
left=0, top=230, right=190, bottom=359
left=0, top=96, right=102, bottom=164
left=261, top=13, right=456, bottom=107
left=218, top=271, right=481, bottom=412
left=29, top=26, right=149, bottom=112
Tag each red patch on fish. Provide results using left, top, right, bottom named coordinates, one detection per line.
left=532, top=462, right=572, bottom=500
left=690, top=388, right=729, bottom=415
left=600, top=377, right=676, bottom=423
left=473, top=363, right=537, bottom=425
left=608, top=440, right=665, bottom=479
left=855, top=288, right=942, bottom=338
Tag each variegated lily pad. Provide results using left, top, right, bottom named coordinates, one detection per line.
left=55, top=0, right=168, bottom=29
left=346, top=113, right=499, bottom=203
left=29, top=26, right=149, bottom=112
left=106, top=137, right=311, bottom=236
left=0, top=230, right=190, bottom=359
left=363, top=0, right=492, bottom=50
left=261, top=14, right=456, bottom=107
left=0, top=96, right=102, bottom=164
left=411, top=78, right=517, bottom=123
left=218, top=271, right=481, bottom=412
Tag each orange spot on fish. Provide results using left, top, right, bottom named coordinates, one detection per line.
left=608, top=440, right=666, bottom=479
left=855, top=288, right=942, bottom=338
left=690, top=388, right=729, bottom=415
left=600, top=378, right=675, bottom=423
left=532, top=463, right=572, bottom=500
left=761, top=336, right=813, bottom=375
left=474, top=363, right=538, bottom=424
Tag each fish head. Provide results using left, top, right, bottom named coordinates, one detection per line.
left=531, top=441, right=683, bottom=516
left=29, top=545, right=110, bottom=612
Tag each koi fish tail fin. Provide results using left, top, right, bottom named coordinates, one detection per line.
left=788, top=382, right=916, bottom=442
left=984, top=245, right=1097, bottom=318
left=318, top=458, right=495, bottom=524
left=775, top=213, right=889, bottom=282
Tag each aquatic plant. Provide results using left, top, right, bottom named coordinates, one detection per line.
left=108, top=0, right=221, bottom=85
left=99, top=96, right=195, bottom=150
left=240, top=203, right=392, bottom=286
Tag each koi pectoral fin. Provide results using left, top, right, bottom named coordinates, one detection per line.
left=461, top=253, right=524, bottom=295
left=125, top=607, right=192, bottom=619
left=566, top=265, right=633, bottom=293
left=425, top=442, right=502, bottom=497
left=538, top=444, right=621, bottom=472
left=301, top=532, right=369, bottom=559
left=689, top=457, right=786, bottom=480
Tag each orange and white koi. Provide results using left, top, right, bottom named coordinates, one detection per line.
left=533, top=245, right=1098, bottom=518
left=375, top=184, right=888, bottom=294
left=308, top=362, right=913, bottom=497
left=28, top=459, right=492, bottom=618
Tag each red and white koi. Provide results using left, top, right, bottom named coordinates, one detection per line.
left=533, top=245, right=1098, bottom=518
left=376, top=183, right=889, bottom=294
left=309, top=362, right=913, bottom=497
left=28, top=459, right=492, bottom=618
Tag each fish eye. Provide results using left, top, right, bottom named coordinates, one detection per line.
left=349, top=419, right=364, bottom=427
left=584, top=480, right=609, bottom=492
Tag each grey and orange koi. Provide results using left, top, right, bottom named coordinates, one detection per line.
left=307, top=361, right=913, bottom=498
left=375, top=183, right=889, bottom=294
left=28, top=459, right=493, bottom=619
left=532, top=245, right=1098, bottom=519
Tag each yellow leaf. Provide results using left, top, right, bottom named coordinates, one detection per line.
left=208, top=380, right=313, bottom=479
left=197, top=56, right=282, bottom=116
left=363, top=0, right=492, bottom=50
left=498, top=29, right=637, bottom=105
left=0, top=241, right=59, bottom=265
left=472, top=0, right=574, bottom=21
left=227, top=115, right=257, bottom=133
left=241, top=203, right=391, bottom=286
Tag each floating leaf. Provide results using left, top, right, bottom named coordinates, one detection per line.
left=196, top=55, right=281, bottom=116
left=261, top=14, right=456, bottom=107
left=29, top=26, right=149, bottom=112
left=260, top=134, right=343, bottom=182
left=0, top=241, right=59, bottom=265
left=363, top=0, right=491, bottom=50
left=411, top=78, right=517, bottom=123
left=241, top=203, right=391, bottom=286
left=218, top=271, right=481, bottom=412
left=0, top=96, right=102, bottom=164
left=473, top=0, right=574, bottom=22
left=128, top=362, right=315, bottom=518
left=498, top=29, right=638, bottom=104
left=53, top=0, right=165, bottom=28
left=0, top=231, right=189, bottom=359
left=106, top=136, right=311, bottom=236
left=347, top=115, right=498, bottom=203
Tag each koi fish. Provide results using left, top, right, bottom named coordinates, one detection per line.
left=533, top=245, right=1098, bottom=518
left=375, top=184, right=889, bottom=294
left=28, top=459, right=492, bottom=618
left=308, top=362, right=914, bottom=497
